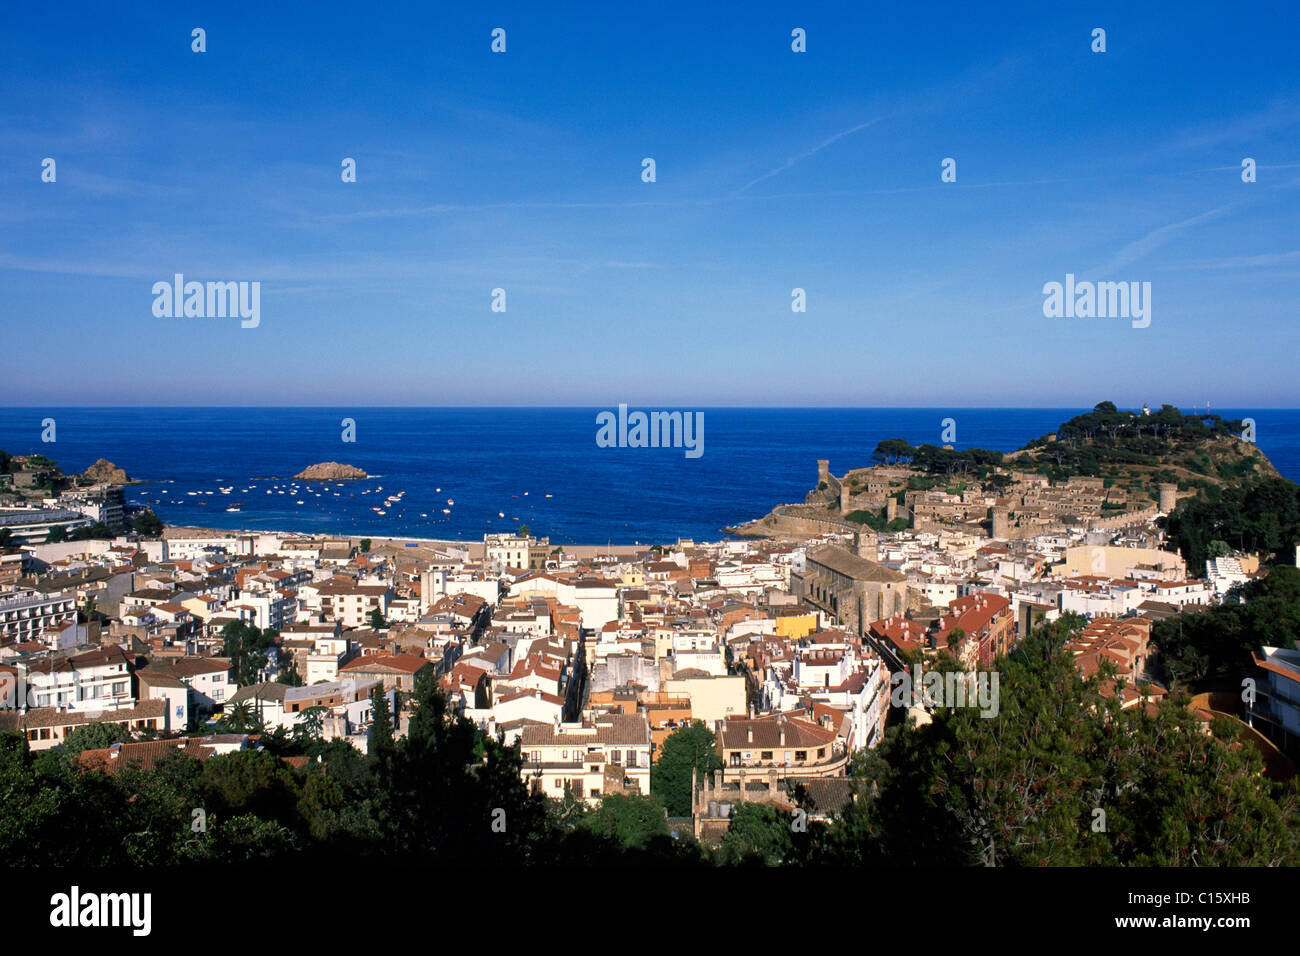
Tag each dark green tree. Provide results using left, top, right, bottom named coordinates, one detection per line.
left=60, top=722, right=130, bottom=760
left=651, top=720, right=723, bottom=817
left=814, top=618, right=1300, bottom=867
left=133, top=509, right=164, bottom=537
left=218, top=702, right=265, bottom=735
left=718, top=801, right=797, bottom=865
left=368, top=686, right=394, bottom=756
left=294, top=706, right=327, bottom=744
left=578, top=793, right=669, bottom=850
left=221, top=621, right=275, bottom=686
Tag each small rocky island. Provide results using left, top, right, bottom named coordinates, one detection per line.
left=81, top=458, right=132, bottom=484
left=293, top=461, right=368, bottom=480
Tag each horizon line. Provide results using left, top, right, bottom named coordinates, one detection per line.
left=0, top=404, right=1290, bottom=412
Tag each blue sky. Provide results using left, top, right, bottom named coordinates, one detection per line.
left=1, top=1, right=1297, bottom=407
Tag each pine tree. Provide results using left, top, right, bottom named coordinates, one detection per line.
left=368, top=686, right=394, bottom=756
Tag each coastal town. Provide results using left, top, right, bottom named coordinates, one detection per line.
left=7, top=0, right=1297, bottom=934
left=2, top=407, right=1297, bottom=850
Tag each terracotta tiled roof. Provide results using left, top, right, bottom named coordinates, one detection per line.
left=79, top=737, right=218, bottom=773
left=341, top=652, right=430, bottom=675
left=718, top=714, right=836, bottom=750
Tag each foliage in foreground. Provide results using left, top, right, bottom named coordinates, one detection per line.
left=2, top=627, right=1296, bottom=867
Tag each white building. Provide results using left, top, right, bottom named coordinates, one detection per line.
left=229, top=589, right=296, bottom=631
left=0, top=588, right=77, bottom=646
left=1251, top=645, right=1300, bottom=758
left=226, top=677, right=388, bottom=735
left=22, top=646, right=135, bottom=713
left=484, top=533, right=551, bottom=573
left=519, top=713, right=652, bottom=802
left=556, top=579, right=618, bottom=632
left=168, top=657, right=237, bottom=714
left=1206, top=557, right=1252, bottom=598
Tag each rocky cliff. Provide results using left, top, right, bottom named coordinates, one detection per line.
left=81, top=458, right=131, bottom=484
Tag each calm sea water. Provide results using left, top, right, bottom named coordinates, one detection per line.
left=1, top=408, right=1296, bottom=545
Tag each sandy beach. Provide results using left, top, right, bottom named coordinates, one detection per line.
left=163, top=526, right=651, bottom=561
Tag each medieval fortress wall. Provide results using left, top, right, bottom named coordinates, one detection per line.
left=738, top=459, right=1167, bottom=543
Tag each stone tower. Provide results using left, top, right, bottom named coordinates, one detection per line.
left=854, top=529, right=877, bottom=561
left=817, top=459, right=830, bottom=486
left=885, top=497, right=898, bottom=523
left=991, top=506, right=1010, bottom=540
left=840, top=483, right=851, bottom=515
left=1158, top=482, right=1178, bottom=513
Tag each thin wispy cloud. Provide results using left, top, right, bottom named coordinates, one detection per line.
left=1161, top=100, right=1300, bottom=154
left=1192, top=162, right=1300, bottom=172
left=1161, top=250, right=1300, bottom=271
left=1091, top=205, right=1233, bottom=275
left=736, top=118, right=885, bottom=194
left=314, top=198, right=709, bottom=223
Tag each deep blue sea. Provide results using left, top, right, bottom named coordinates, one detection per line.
left=1, top=408, right=1297, bottom=545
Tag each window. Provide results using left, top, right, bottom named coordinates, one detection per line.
left=817, top=747, right=826, bottom=759
left=761, top=751, right=773, bottom=760
left=795, top=750, right=807, bottom=761
left=554, top=779, right=563, bottom=789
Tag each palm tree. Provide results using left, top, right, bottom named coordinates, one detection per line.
left=221, top=702, right=264, bottom=735
left=294, top=705, right=327, bottom=743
